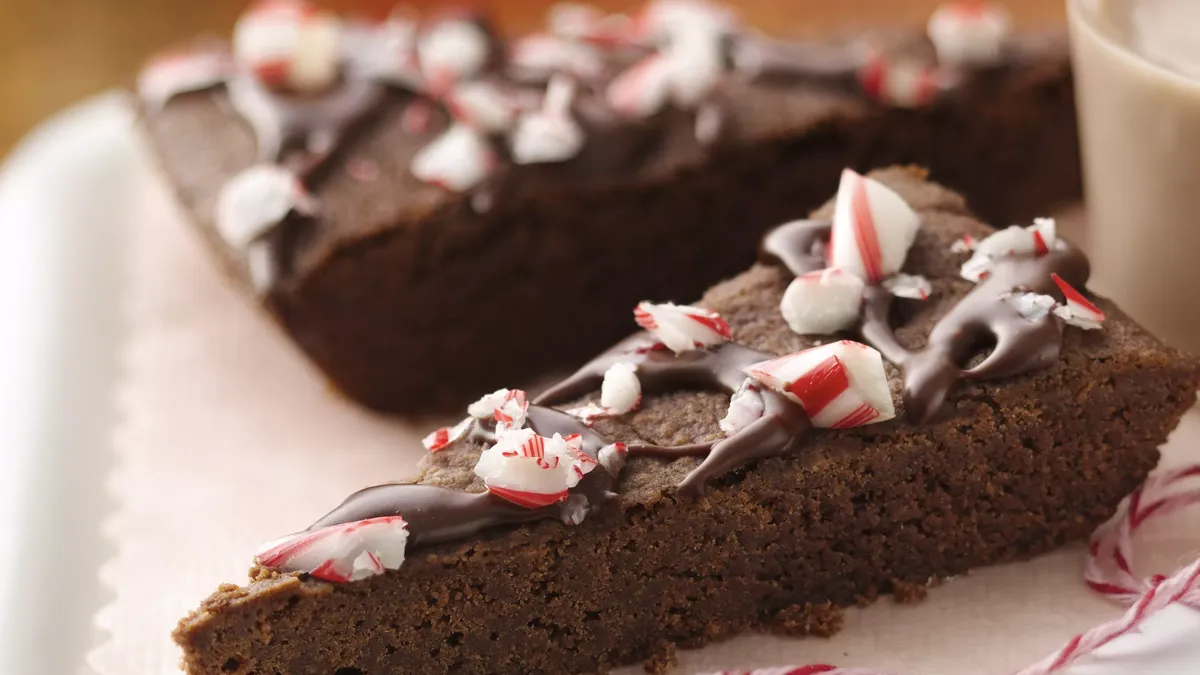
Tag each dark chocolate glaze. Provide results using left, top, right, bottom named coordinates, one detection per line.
left=760, top=218, right=1091, bottom=423
left=536, top=336, right=812, bottom=496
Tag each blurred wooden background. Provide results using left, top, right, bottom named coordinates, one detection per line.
left=0, top=0, right=1064, bottom=155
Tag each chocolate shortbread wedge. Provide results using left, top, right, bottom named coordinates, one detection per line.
left=139, top=1, right=1079, bottom=413
left=174, top=168, right=1199, bottom=675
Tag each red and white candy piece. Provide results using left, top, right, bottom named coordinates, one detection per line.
left=829, top=169, right=921, bottom=285
left=138, top=48, right=234, bottom=109
left=467, top=388, right=529, bottom=429
left=607, top=53, right=673, bottom=118
left=634, top=301, right=732, bottom=354
left=1005, top=291, right=1058, bottom=323
left=600, top=362, right=642, bottom=415
left=882, top=273, right=932, bottom=300
left=635, top=0, right=736, bottom=45
left=445, top=81, right=519, bottom=132
left=511, top=76, right=586, bottom=164
left=780, top=268, right=866, bottom=336
left=663, top=30, right=725, bottom=108
left=216, top=164, right=317, bottom=249
left=927, top=1, right=1012, bottom=67
left=422, top=417, right=472, bottom=453
left=859, top=53, right=944, bottom=108
left=255, top=516, right=409, bottom=583
left=949, top=233, right=978, bottom=254
left=745, top=341, right=895, bottom=429
left=474, top=429, right=599, bottom=508
left=1052, top=273, right=1106, bottom=330
left=417, top=18, right=492, bottom=94
left=232, top=0, right=342, bottom=93
left=508, top=34, right=605, bottom=82
left=719, top=379, right=766, bottom=436
left=411, top=124, right=497, bottom=192
left=548, top=3, right=634, bottom=46
left=960, top=217, right=1057, bottom=282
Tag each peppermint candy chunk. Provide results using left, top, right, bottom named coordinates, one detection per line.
left=663, top=30, right=725, bottom=108
left=745, top=341, right=895, bottom=429
left=719, top=379, right=766, bottom=436
left=633, top=301, right=732, bottom=354
left=509, top=34, right=604, bottom=82
left=411, top=124, right=496, bottom=192
left=138, top=49, right=234, bottom=109
left=344, top=16, right=420, bottom=88
left=829, top=169, right=921, bottom=285
left=417, top=19, right=492, bottom=94
left=636, top=0, right=736, bottom=45
left=255, top=516, right=409, bottom=583
left=607, top=54, right=673, bottom=118
left=882, top=273, right=932, bottom=300
left=1006, top=291, right=1058, bottom=323
left=600, top=362, right=642, bottom=414
left=216, top=165, right=317, bottom=248
left=780, top=268, right=865, bottom=336
left=446, top=81, right=518, bottom=132
left=468, top=389, right=512, bottom=419
left=422, top=417, right=473, bottom=452
left=474, top=429, right=598, bottom=508
left=511, top=76, right=585, bottom=164
left=949, top=234, right=977, bottom=254
left=467, top=388, right=529, bottom=429
left=549, top=3, right=634, bottom=46
left=960, top=218, right=1057, bottom=282
left=1052, top=273, right=1106, bottom=330
left=233, top=0, right=342, bottom=93
left=859, top=53, right=944, bottom=108
left=928, top=2, right=1012, bottom=67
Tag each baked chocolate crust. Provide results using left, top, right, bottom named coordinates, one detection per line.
left=174, top=169, right=1196, bottom=675
left=141, top=25, right=1079, bottom=414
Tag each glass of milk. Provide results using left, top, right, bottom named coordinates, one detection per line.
left=1069, top=0, right=1200, bottom=353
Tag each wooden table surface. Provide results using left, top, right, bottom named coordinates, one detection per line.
left=0, top=0, right=1065, bottom=155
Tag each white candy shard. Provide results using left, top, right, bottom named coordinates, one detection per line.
left=417, top=19, right=491, bottom=93
left=411, top=124, right=496, bottom=191
left=342, top=14, right=420, bottom=88
left=474, top=429, right=599, bottom=508
left=446, top=81, right=518, bottom=132
left=421, top=416, right=473, bottom=452
left=745, top=341, right=895, bottom=429
left=780, top=268, right=866, bottom=336
left=600, top=362, right=642, bottom=414
left=829, top=169, right=921, bottom=285
left=510, top=76, right=586, bottom=164
left=949, top=234, right=977, bottom=253
left=927, top=2, right=1012, bottom=67
left=1006, top=291, right=1058, bottom=323
left=719, top=379, right=766, bottom=436
left=255, top=515, right=409, bottom=582
left=598, top=442, right=628, bottom=475
left=859, top=54, right=943, bottom=108
left=1052, top=273, right=1106, bottom=330
left=138, top=49, right=234, bottom=108
left=636, top=0, right=735, bottom=45
left=233, top=0, right=342, bottom=93
left=216, top=165, right=317, bottom=248
left=633, top=301, right=732, bottom=354
left=882, top=273, right=933, bottom=300
left=607, top=53, right=673, bottom=118
left=663, top=30, right=725, bottom=107
left=960, top=217, right=1057, bottom=282
left=467, top=388, right=529, bottom=430
left=509, top=34, right=604, bottom=81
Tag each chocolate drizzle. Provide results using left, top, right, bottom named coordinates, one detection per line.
left=760, top=218, right=1091, bottom=422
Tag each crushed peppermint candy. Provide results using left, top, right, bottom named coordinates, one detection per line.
left=745, top=341, right=895, bottom=429
left=1052, top=273, right=1106, bottom=330
left=255, top=515, right=409, bottom=583
left=445, top=81, right=518, bottom=132
left=474, top=429, right=599, bottom=508
left=232, top=0, right=342, bottom=93
left=719, top=379, right=766, bottom=436
left=949, top=233, right=977, bottom=253
left=417, top=18, right=492, bottom=94
left=467, top=388, right=529, bottom=430
left=138, top=48, right=234, bottom=109
left=508, top=33, right=605, bottom=82
left=780, top=268, right=865, bottom=336
left=342, top=13, right=421, bottom=89
left=607, top=53, right=673, bottom=118
left=829, top=169, right=921, bottom=285
left=882, top=273, right=932, bottom=300
left=927, top=1, right=1012, bottom=67
left=600, top=362, right=642, bottom=414
left=663, top=29, right=725, bottom=107
left=635, top=0, right=736, bottom=45
left=215, top=164, right=317, bottom=248
left=859, top=53, right=945, bottom=108
left=510, top=75, right=586, bottom=164
left=411, top=124, right=496, bottom=192
left=634, top=301, right=732, bottom=354
left=549, top=3, right=635, bottom=46
left=421, top=416, right=473, bottom=452
left=960, top=217, right=1057, bottom=282
left=1006, top=291, right=1058, bottom=323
